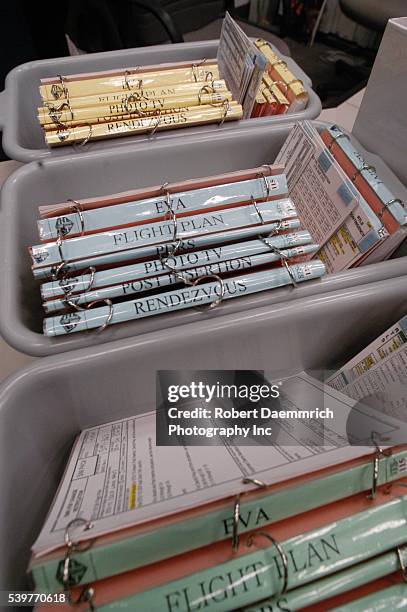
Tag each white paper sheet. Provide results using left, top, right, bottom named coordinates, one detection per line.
left=275, top=122, right=358, bottom=247
left=33, top=373, right=403, bottom=555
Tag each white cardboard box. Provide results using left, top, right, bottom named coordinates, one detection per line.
left=353, top=17, right=407, bottom=185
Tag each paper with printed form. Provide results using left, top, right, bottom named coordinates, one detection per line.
left=217, top=13, right=267, bottom=118
left=275, top=122, right=358, bottom=247
left=328, top=315, right=407, bottom=392
left=32, top=373, right=405, bottom=556
left=328, top=315, right=407, bottom=422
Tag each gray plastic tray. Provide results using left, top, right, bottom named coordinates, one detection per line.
left=0, top=120, right=406, bottom=357
left=0, top=40, right=321, bottom=163
left=0, top=274, right=406, bottom=598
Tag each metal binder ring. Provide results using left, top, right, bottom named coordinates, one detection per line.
left=257, top=169, right=271, bottom=199
left=242, top=477, right=266, bottom=488
left=252, top=197, right=266, bottom=225
left=64, top=517, right=94, bottom=550
left=44, top=101, right=74, bottom=126
left=62, top=266, right=97, bottom=311
left=247, top=531, right=289, bottom=594
left=193, top=273, right=225, bottom=309
left=125, top=65, right=142, bottom=90
left=67, top=199, right=85, bottom=235
left=281, top=257, right=298, bottom=288
left=328, top=132, right=350, bottom=151
left=51, top=233, right=69, bottom=280
left=198, top=84, right=215, bottom=105
left=76, top=587, right=96, bottom=611
left=257, top=40, right=269, bottom=49
left=149, top=111, right=162, bottom=136
left=368, top=431, right=392, bottom=500
left=163, top=199, right=178, bottom=243
left=262, top=242, right=298, bottom=288
left=232, top=479, right=267, bottom=553
left=397, top=547, right=407, bottom=582
left=271, top=59, right=287, bottom=68
left=286, top=78, right=303, bottom=87
left=218, top=100, right=230, bottom=127
left=232, top=494, right=241, bottom=553
left=192, top=58, right=207, bottom=82
left=378, top=197, right=404, bottom=219
left=271, top=80, right=289, bottom=95
left=53, top=74, right=69, bottom=101
left=85, top=299, right=113, bottom=333
left=351, top=163, right=376, bottom=182
left=77, top=123, right=93, bottom=148
left=124, top=69, right=133, bottom=90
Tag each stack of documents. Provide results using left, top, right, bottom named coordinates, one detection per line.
left=276, top=121, right=407, bottom=273
left=38, top=59, right=242, bottom=146
left=253, top=39, right=309, bottom=116
left=29, top=165, right=324, bottom=336
left=328, top=313, right=407, bottom=421
left=37, top=15, right=309, bottom=146
left=28, top=372, right=407, bottom=610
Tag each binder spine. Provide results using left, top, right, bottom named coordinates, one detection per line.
left=31, top=449, right=407, bottom=593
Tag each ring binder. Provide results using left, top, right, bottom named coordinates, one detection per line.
left=397, top=547, right=407, bottom=582
left=271, top=80, right=289, bottom=95
left=252, top=196, right=266, bottom=225
left=192, top=58, right=207, bottom=83
left=124, top=69, right=132, bottom=90
left=368, top=432, right=392, bottom=500
left=78, top=123, right=93, bottom=147
left=261, top=240, right=299, bottom=288
left=351, top=163, right=376, bottom=183
left=62, top=519, right=96, bottom=610
left=67, top=200, right=85, bottom=236
left=218, top=99, right=231, bottom=126
left=232, top=493, right=240, bottom=553
left=257, top=165, right=273, bottom=198
left=52, top=235, right=68, bottom=280
left=193, top=273, right=225, bottom=309
left=44, top=101, right=74, bottom=129
left=232, top=479, right=267, bottom=553
left=87, top=298, right=114, bottom=332
left=55, top=74, right=69, bottom=100
left=247, top=531, right=289, bottom=594
left=149, top=111, right=162, bottom=136
left=198, top=84, right=214, bottom=104
left=62, top=266, right=96, bottom=311
left=327, top=131, right=350, bottom=151
left=379, top=197, right=404, bottom=219
left=242, top=477, right=266, bottom=488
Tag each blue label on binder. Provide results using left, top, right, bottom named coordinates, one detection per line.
left=358, top=230, right=378, bottom=254
left=337, top=182, right=354, bottom=206
left=318, top=151, right=332, bottom=173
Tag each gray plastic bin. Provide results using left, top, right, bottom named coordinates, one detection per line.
left=0, top=120, right=406, bottom=357
left=0, top=40, right=321, bottom=163
left=0, top=274, right=406, bottom=599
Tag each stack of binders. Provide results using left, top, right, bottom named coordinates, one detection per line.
left=38, top=60, right=243, bottom=147
left=276, top=121, right=407, bottom=274
left=27, top=367, right=407, bottom=610
left=28, top=165, right=324, bottom=337
left=252, top=39, right=309, bottom=118
left=36, top=15, right=310, bottom=147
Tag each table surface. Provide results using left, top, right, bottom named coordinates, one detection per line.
left=0, top=90, right=365, bottom=382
